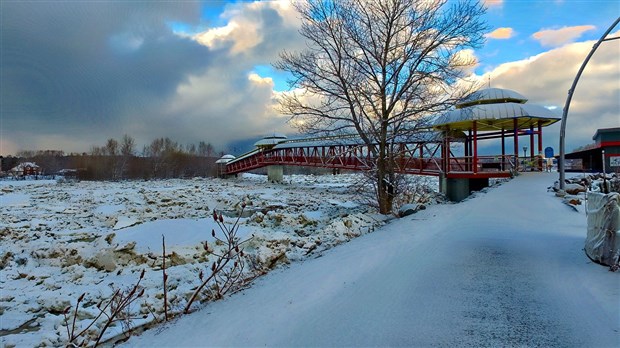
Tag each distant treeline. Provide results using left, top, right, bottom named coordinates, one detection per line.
left=2, top=135, right=346, bottom=181
left=3, top=136, right=221, bottom=180
left=2, top=153, right=220, bottom=180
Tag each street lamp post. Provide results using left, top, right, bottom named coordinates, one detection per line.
left=559, top=17, right=620, bottom=190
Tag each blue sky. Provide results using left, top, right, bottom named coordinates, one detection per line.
left=479, top=1, right=618, bottom=72
left=1, top=0, right=618, bottom=156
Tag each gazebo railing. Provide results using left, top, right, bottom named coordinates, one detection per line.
left=444, top=155, right=515, bottom=174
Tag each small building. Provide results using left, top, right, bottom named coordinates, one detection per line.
left=10, top=162, right=42, bottom=178
left=254, top=133, right=288, bottom=151
left=565, top=127, right=620, bottom=173
left=215, top=154, right=236, bottom=177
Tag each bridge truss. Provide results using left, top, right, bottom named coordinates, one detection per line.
left=225, top=133, right=513, bottom=179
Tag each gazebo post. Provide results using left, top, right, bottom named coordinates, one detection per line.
left=473, top=120, right=478, bottom=174
left=466, top=129, right=472, bottom=170
left=441, top=128, right=447, bottom=173
left=501, top=128, right=506, bottom=171
left=529, top=125, right=535, bottom=159
left=538, top=121, right=543, bottom=171
left=513, top=118, right=519, bottom=171
left=465, top=130, right=471, bottom=157
left=537, top=121, right=543, bottom=154
left=446, top=133, right=451, bottom=173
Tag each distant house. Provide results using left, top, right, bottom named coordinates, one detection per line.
left=10, top=162, right=42, bottom=178
left=565, top=127, right=620, bottom=173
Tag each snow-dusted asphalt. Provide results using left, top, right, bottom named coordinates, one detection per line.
left=128, top=173, right=619, bottom=347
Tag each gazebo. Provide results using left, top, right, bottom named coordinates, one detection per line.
left=215, top=154, right=236, bottom=178
left=433, top=87, right=560, bottom=172
left=431, top=87, right=561, bottom=200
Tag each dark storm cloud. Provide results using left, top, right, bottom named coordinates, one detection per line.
left=1, top=1, right=217, bottom=148
left=1, top=1, right=308, bottom=154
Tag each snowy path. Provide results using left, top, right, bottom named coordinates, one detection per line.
left=128, top=173, right=619, bottom=347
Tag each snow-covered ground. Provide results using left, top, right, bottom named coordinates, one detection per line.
left=2, top=172, right=618, bottom=347
left=123, top=172, right=619, bottom=347
left=0, top=173, right=439, bottom=347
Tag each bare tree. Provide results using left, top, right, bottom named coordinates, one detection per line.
left=90, top=146, right=104, bottom=156
left=105, top=138, right=119, bottom=156
left=186, top=143, right=197, bottom=155
left=198, top=141, right=214, bottom=157
left=16, top=150, right=35, bottom=158
left=118, top=134, right=136, bottom=179
left=103, top=138, right=120, bottom=179
left=120, top=134, right=136, bottom=157
left=275, top=0, right=487, bottom=214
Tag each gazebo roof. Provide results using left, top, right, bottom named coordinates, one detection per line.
left=456, top=87, right=528, bottom=109
left=432, top=88, right=560, bottom=131
left=215, top=154, right=236, bottom=164
left=254, top=133, right=288, bottom=147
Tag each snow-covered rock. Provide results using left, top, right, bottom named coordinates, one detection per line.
left=113, top=216, right=141, bottom=230
left=564, top=183, right=586, bottom=195
left=398, top=203, right=425, bottom=217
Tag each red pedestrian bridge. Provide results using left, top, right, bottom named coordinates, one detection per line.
left=218, top=88, right=560, bottom=201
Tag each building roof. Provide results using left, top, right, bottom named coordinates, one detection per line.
left=271, top=131, right=444, bottom=150
left=10, top=162, right=41, bottom=172
left=592, top=127, right=620, bottom=141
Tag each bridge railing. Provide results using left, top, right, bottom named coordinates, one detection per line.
left=225, top=146, right=515, bottom=178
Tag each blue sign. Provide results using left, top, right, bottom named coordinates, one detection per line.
left=544, top=147, right=554, bottom=158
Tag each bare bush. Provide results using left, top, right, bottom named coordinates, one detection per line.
left=63, top=270, right=147, bottom=347
left=184, top=206, right=252, bottom=314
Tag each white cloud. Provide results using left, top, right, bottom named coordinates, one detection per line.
left=248, top=72, right=274, bottom=86
left=483, top=0, right=503, bottom=8
left=194, top=23, right=240, bottom=51
left=532, top=25, right=596, bottom=47
left=450, top=49, right=480, bottom=75
left=485, top=27, right=515, bottom=40
left=194, top=0, right=301, bottom=57
left=473, top=31, right=620, bottom=152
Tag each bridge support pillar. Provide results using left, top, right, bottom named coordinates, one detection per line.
left=267, top=165, right=283, bottom=183
left=440, top=175, right=489, bottom=202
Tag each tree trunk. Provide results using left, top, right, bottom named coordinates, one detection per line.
left=376, top=157, right=394, bottom=214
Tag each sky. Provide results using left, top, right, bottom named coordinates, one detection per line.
left=1, top=0, right=618, bottom=157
